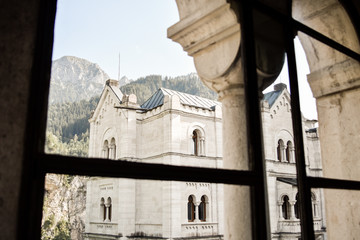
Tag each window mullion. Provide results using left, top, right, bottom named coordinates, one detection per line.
left=285, top=22, right=315, bottom=240
left=239, top=1, right=270, bottom=239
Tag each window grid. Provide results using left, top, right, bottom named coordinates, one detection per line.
left=19, top=0, right=360, bottom=240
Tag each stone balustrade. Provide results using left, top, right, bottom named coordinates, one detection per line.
left=278, top=219, right=323, bottom=233
left=89, top=222, right=118, bottom=235
left=182, top=222, right=219, bottom=237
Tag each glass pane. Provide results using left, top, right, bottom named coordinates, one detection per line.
left=313, top=188, right=360, bottom=239
left=46, top=0, right=218, bottom=159
left=262, top=56, right=305, bottom=239
left=42, top=174, right=252, bottom=239
left=292, top=0, right=360, bottom=54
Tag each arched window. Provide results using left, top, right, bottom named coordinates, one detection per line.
left=187, top=196, right=195, bottom=222
left=295, top=193, right=300, bottom=219
left=286, top=141, right=292, bottom=163
left=198, top=195, right=207, bottom=222
left=100, top=198, right=105, bottom=221
left=277, top=139, right=284, bottom=161
left=311, top=193, right=317, bottom=218
left=103, top=140, right=109, bottom=159
left=110, top=138, right=116, bottom=160
left=282, top=195, right=290, bottom=220
left=106, top=197, right=112, bottom=222
left=192, top=130, right=199, bottom=156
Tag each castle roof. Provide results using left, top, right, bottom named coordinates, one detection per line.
left=263, top=90, right=282, bottom=107
left=141, top=88, right=220, bottom=110
left=263, top=83, right=289, bottom=107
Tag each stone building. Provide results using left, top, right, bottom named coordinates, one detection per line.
left=1, top=1, right=359, bottom=240
left=84, top=81, right=326, bottom=239
left=84, top=80, right=224, bottom=239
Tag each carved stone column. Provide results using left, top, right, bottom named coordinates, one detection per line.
left=168, top=2, right=251, bottom=239
left=194, top=203, right=199, bottom=223
left=278, top=201, right=284, bottom=220
left=104, top=204, right=110, bottom=222
left=290, top=146, right=295, bottom=163
left=289, top=201, right=296, bottom=220
left=294, top=1, right=360, bottom=238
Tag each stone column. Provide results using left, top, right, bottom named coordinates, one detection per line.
left=278, top=201, right=284, bottom=220
left=289, top=201, right=296, bottom=220
left=200, top=137, right=205, bottom=156
left=102, top=148, right=107, bottom=158
left=104, top=204, right=110, bottom=222
left=294, top=1, right=360, bottom=237
left=168, top=2, right=252, bottom=239
left=281, top=146, right=286, bottom=162
left=290, top=146, right=295, bottom=163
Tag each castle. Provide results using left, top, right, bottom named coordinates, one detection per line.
left=84, top=80, right=326, bottom=240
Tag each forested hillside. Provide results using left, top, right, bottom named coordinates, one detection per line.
left=120, top=73, right=217, bottom=104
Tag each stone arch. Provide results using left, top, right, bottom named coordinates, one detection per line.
left=102, top=128, right=117, bottom=159
left=286, top=141, right=293, bottom=163
left=106, top=197, right=112, bottom=222
left=100, top=197, right=105, bottom=221
left=187, top=195, right=196, bottom=222
left=187, top=123, right=206, bottom=156
left=110, top=137, right=116, bottom=160
left=172, top=1, right=360, bottom=238
left=198, top=195, right=209, bottom=222
left=281, top=195, right=291, bottom=220
left=290, top=2, right=360, bottom=238
left=276, top=130, right=294, bottom=162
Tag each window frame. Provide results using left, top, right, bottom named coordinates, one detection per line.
left=18, top=0, right=360, bottom=240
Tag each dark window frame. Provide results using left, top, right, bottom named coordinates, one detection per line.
left=18, top=0, right=360, bottom=240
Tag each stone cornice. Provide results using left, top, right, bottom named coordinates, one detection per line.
left=137, top=107, right=222, bottom=124
left=168, top=3, right=239, bottom=56
left=118, top=152, right=223, bottom=162
left=307, top=58, right=360, bottom=98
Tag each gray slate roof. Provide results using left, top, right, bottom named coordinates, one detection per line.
left=141, top=88, right=220, bottom=110
left=263, top=90, right=282, bottom=107
left=277, top=177, right=297, bottom=186
left=109, top=85, right=123, bottom=102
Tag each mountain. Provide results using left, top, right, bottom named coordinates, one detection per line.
left=49, top=56, right=110, bottom=104
left=44, top=57, right=218, bottom=240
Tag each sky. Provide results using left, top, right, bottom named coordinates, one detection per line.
left=52, top=0, right=317, bottom=119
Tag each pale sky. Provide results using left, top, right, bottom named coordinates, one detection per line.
left=52, top=0, right=317, bottom=119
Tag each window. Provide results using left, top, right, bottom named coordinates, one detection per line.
left=295, top=193, right=300, bottom=219
left=277, top=139, right=284, bottom=161
left=100, top=198, right=105, bottom=221
left=282, top=195, right=290, bottom=220
left=110, top=138, right=116, bottom=160
left=192, top=130, right=198, bottom=156
left=198, top=195, right=207, bottom=222
left=106, top=197, right=112, bottom=222
left=187, top=196, right=195, bottom=222
left=311, top=193, right=317, bottom=218
left=103, top=140, right=109, bottom=159
left=190, top=126, right=205, bottom=156
left=18, top=1, right=360, bottom=239
left=286, top=141, right=292, bottom=163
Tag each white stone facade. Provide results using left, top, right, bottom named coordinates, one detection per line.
left=85, top=80, right=224, bottom=240
left=84, top=80, right=325, bottom=240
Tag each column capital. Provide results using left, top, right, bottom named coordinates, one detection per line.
left=168, top=1, right=242, bottom=93
left=308, top=58, right=360, bottom=98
